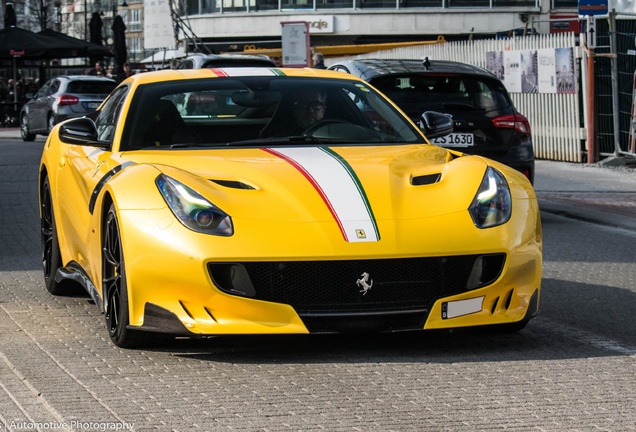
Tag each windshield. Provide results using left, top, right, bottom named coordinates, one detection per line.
left=66, top=81, right=117, bottom=94
left=370, top=74, right=511, bottom=119
left=119, top=76, right=425, bottom=151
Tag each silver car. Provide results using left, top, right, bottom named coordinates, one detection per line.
left=176, top=53, right=275, bottom=69
left=20, top=75, right=116, bottom=141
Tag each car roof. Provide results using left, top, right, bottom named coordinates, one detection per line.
left=183, top=53, right=275, bottom=67
left=334, top=59, right=496, bottom=81
left=123, top=67, right=362, bottom=86
left=54, top=75, right=116, bottom=82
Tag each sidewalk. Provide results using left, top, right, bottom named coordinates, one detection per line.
left=0, top=128, right=46, bottom=141
left=535, top=160, right=636, bottom=232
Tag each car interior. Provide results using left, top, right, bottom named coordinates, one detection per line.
left=120, top=78, right=422, bottom=150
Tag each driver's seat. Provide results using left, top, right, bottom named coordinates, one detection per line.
left=259, top=101, right=299, bottom=138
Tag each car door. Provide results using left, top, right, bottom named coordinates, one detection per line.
left=45, top=79, right=61, bottom=124
left=56, top=86, right=130, bottom=274
left=28, top=81, right=51, bottom=131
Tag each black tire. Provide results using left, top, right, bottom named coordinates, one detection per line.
left=21, top=114, right=36, bottom=142
left=41, top=177, right=74, bottom=295
left=103, top=204, right=144, bottom=348
left=47, top=113, right=55, bottom=135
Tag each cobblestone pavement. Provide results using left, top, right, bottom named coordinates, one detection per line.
left=1, top=142, right=636, bottom=431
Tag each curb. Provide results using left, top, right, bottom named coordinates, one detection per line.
left=538, top=198, right=636, bottom=233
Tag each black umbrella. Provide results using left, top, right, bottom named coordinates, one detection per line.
left=4, top=4, right=17, bottom=29
left=89, top=12, right=104, bottom=66
left=112, top=15, right=127, bottom=72
left=89, top=13, right=103, bottom=46
left=38, top=29, right=113, bottom=58
left=0, top=27, right=114, bottom=102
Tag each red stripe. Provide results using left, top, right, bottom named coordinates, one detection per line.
left=209, top=68, right=229, bottom=77
left=262, top=148, right=349, bottom=241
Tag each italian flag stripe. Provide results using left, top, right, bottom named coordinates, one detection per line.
left=208, top=68, right=230, bottom=77
left=208, top=68, right=285, bottom=77
left=263, top=148, right=349, bottom=241
left=319, top=147, right=380, bottom=241
left=263, top=147, right=380, bottom=243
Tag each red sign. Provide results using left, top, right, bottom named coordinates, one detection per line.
left=550, top=15, right=579, bottom=34
left=10, top=50, right=25, bottom=56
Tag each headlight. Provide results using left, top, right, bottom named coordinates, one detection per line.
left=468, top=167, right=511, bottom=229
left=156, top=174, right=233, bottom=236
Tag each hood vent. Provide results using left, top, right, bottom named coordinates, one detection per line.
left=210, top=179, right=255, bottom=190
left=412, top=173, right=441, bottom=186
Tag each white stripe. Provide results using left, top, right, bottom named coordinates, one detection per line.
left=218, top=68, right=279, bottom=77
left=272, top=147, right=378, bottom=242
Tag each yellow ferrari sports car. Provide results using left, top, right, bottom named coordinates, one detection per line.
left=39, top=68, right=541, bottom=347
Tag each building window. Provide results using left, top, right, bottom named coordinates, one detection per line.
left=553, top=0, right=577, bottom=8
left=127, top=9, right=142, bottom=32
left=127, top=37, right=142, bottom=60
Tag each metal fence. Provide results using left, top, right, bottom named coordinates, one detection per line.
left=327, top=32, right=582, bottom=161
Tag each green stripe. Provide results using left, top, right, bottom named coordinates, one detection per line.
left=319, top=147, right=380, bottom=240
left=270, top=68, right=286, bottom=76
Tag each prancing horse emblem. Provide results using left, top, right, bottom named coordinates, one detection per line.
left=356, top=272, right=373, bottom=295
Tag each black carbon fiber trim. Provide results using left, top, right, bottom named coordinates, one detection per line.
left=88, top=161, right=136, bottom=215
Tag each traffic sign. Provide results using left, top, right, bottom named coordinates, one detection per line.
left=587, top=15, right=597, bottom=49
left=578, top=0, right=608, bottom=16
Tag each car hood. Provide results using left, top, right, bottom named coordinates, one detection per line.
left=121, top=144, right=488, bottom=223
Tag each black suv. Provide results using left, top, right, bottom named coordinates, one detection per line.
left=329, top=59, right=534, bottom=183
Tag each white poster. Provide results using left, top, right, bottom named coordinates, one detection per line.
left=537, top=49, right=557, bottom=93
left=144, top=0, right=176, bottom=50
left=556, top=47, right=576, bottom=94
left=282, top=22, right=310, bottom=67
left=521, top=50, right=538, bottom=93
left=503, top=50, right=522, bottom=93
left=486, top=51, right=504, bottom=81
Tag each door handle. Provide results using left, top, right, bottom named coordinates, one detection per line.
left=59, top=155, right=66, bottom=167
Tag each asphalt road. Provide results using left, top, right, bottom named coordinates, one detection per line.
left=1, top=140, right=636, bottom=431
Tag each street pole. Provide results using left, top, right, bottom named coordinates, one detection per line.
left=586, top=15, right=598, bottom=164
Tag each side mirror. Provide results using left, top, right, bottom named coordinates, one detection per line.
left=59, top=118, right=105, bottom=146
left=420, top=111, right=453, bottom=139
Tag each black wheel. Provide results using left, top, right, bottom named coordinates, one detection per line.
left=47, top=113, right=55, bottom=134
left=21, top=114, right=36, bottom=142
left=41, top=177, right=74, bottom=295
left=103, top=204, right=144, bottom=348
left=302, top=119, right=348, bottom=137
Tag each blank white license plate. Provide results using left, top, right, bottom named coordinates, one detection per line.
left=431, top=133, right=474, bottom=147
left=86, top=102, right=100, bottom=109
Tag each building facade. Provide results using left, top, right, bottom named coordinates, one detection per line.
left=165, top=0, right=579, bottom=53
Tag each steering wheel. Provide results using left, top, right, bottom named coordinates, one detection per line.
left=302, top=119, right=349, bottom=137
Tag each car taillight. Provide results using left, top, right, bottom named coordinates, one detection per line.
left=492, top=114, right=531, bottom=134
left=58, top=95, right=79, bottom=106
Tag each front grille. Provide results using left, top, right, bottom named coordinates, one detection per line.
left=209, top=254, right=502, bottom=314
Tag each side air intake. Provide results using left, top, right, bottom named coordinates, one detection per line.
left=210, top=179, right=255, bottom=190
left=412, top=173, right=441, bottom=186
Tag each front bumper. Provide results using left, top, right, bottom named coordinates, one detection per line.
left=116, top=193, right=541, bottom=335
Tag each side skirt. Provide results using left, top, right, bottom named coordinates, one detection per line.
left=55, top=262, right=104, bottom=313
